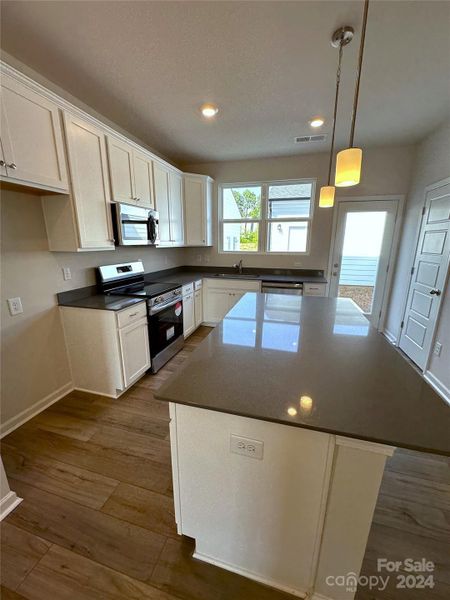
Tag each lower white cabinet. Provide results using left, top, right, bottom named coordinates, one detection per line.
left=183, top=283, right=195, bottom=338
left=61, top=302, right=150, bottom=397
left=194, top=280, right=203, bottom=328
left=203, top=278, right=261, bottom=325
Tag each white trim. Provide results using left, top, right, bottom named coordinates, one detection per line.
left=0, top=491, right=23, bottom=521
left=0, top=60, right=181, bottom=174
left=193, top=550, right=308, bottom=598
left=0, top=382, right=73, bottom=438
left=383, top=328, right=398, bottom=345
left=326, top=195, right=404, bottom=332
left=424, top=371, right=450, bottom=406
left=73, top=386, right=120, bottom=399
left=335, top=435, right=396, bottom=456
left=309, top=594, right=334, bottom=600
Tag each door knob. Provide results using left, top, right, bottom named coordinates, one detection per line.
left=430, top=289, right=441, bottom=296
left=8, top=163, right=17, bottom=169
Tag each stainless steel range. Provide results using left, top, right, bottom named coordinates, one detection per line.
left=97, top=261, right=184, bottom=373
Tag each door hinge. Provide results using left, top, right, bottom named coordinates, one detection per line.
left=400, top=320, right=404, bottom=329
left=422, top=206, right=426, bottom=216
left=411, top=266, right=415, bottom=275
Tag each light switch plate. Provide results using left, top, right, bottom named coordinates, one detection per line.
left=62, top=267, right=72, bottom=281
left=433, top=342, right=442, bottom=357
left=8, top=297, right=23, bottom=316
left=230, top=434, right=264, bottom=460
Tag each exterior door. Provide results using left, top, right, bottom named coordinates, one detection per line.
left=399, top=180, right=450, bottom=369
left=329, top=200, right=398, bottom=328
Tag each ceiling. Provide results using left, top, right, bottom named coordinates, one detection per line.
left=1, top=1, right=449, bottom=164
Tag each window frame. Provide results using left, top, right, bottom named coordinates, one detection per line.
left=219, top=178, right=316, bottom=255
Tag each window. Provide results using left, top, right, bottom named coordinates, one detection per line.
left=220, top=180, right=314, bottom=253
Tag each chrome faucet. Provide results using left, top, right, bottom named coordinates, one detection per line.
left=233, top=259, right=243, bottom=274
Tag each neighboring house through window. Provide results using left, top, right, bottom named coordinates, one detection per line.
left=220, top=180, right=315, bottom=253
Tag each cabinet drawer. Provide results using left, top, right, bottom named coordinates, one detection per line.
left=116, top=302, right=147, bottom=328
left=204, top=278, right=260, bottom=291
left=303, top=283, right=327, bottom=296
left=182, top=282, right=194, bottom=296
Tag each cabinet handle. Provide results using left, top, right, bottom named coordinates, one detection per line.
left=128, top=312, right=139, bottom=317
left=8, top=163, right=17, bottom=170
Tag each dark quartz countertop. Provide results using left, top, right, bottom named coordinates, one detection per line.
left=59, top=294, right=145, bottom=312
left=156, top=294, right=450, bottom=456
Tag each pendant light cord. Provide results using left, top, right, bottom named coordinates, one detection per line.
left=350, top=0, right=370, bottom=148
left=327, top=40, right=344, bottom=185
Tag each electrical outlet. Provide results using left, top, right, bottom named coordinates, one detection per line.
left=230, top=434, right=264, bottom=460
left=294, top=261, right=302, bottom=267
left=196, top=254, right=202, bottom=263
left=433, top=342, right=442, bottom=357
left=62, top=267, right=72, bottom=281
left=204, top=255, right=210, bottom=264
left=7, top=297, right=23, bottom=316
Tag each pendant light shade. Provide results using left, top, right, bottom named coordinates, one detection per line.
left=334, top=0, right=369, bottom=188
left=335, top=147, right=362, bottom=187
left=318, top=26, right=353, bottom=208
left=319, top=186, right=336, bottom=208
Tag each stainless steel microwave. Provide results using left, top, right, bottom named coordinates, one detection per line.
left=111, top=203, right=159, bottom=246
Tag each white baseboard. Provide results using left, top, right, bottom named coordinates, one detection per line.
left=424, top=371, right=450, bottom=405
left=0, top=490, right=23, bottom=521
left=383, top=328, right=398, bottom=345
left=193, top=550, right=307, bottom=598
left=309, top=594, right=334, bottom=600
left=0, top=381, right=73, bottom=438
left=73, top=386, right=118, bottom=399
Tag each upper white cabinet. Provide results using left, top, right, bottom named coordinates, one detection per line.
left=0, top=73, right=68, bottom=192
left=42, top=112, right=115, bottom=251
left=184, top=173, right=213, bottom=246
left=153, top=162, right=184, bottom=246
left=107, top=136, right=155, bottom=208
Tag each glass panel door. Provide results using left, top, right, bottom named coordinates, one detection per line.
left=330, top=200, right=398, bottom=328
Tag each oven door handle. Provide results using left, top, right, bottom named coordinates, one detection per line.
left=149, top=297, right=182, bottom=315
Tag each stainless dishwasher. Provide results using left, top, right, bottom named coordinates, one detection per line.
left=261, top=281, right=303, bottom=295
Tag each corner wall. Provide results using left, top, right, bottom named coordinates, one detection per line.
left=385, top=120, right=450, bottom=398
left=182, top=144, right=415, bottom=271
left=0, top=189, right=185, bottom=433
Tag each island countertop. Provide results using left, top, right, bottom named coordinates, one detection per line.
left=156, top=294, right=450, bottom=456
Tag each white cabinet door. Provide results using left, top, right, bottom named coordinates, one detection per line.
left=204, top=289, right=230, bottom=323
left=119, top=318, right=150, bottom=388
left=63, top=112, right=115, bottom=249
left=133, top=151, right=154, bottom=208
left=0, top=73, right=68, bottom=191
left=184, top=176, right=205, bottom=245
left=169, top=171, right=184, bottom=245
left=107, top=135, right=135, bottom=204
left=183, top=292, right=195, bottom=338
left=153, top=162, right=171, bottom=244
left=194, top=289, right=203, bottom=328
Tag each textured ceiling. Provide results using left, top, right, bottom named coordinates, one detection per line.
left=1, top=0, right=449, bottom=164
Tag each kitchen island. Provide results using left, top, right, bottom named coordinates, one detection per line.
left=156, top=293, right=450, bottom=600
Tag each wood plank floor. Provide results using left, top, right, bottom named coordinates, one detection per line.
left=1, top=325, right=449, bottom=600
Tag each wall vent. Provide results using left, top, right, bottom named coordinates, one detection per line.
left=295, top=134, right=327, bottom=143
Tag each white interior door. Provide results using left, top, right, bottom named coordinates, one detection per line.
left=330, top=200, right=398, bottom=328
left=399, top=180, right=450, bottom=369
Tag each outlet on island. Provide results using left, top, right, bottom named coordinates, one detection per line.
left=230, top=434, right=264, bottom=460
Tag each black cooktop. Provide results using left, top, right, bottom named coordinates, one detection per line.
left=113, top=281, right=181, bottom=299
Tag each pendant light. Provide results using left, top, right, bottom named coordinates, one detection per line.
left=335, top=0, right=370, bottom=187
left=319, top=26, right=354, bottom=208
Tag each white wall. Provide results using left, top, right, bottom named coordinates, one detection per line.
left=182, top=144, right=415, bottom=271
left=0, top=189, right=185, bottom=431
left=385, top=120, right=450, bottom=395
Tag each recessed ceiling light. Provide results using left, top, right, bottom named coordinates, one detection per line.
left=201, top=103, right=219, bottom=118
left=309, top=117, right=324, bottom=128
